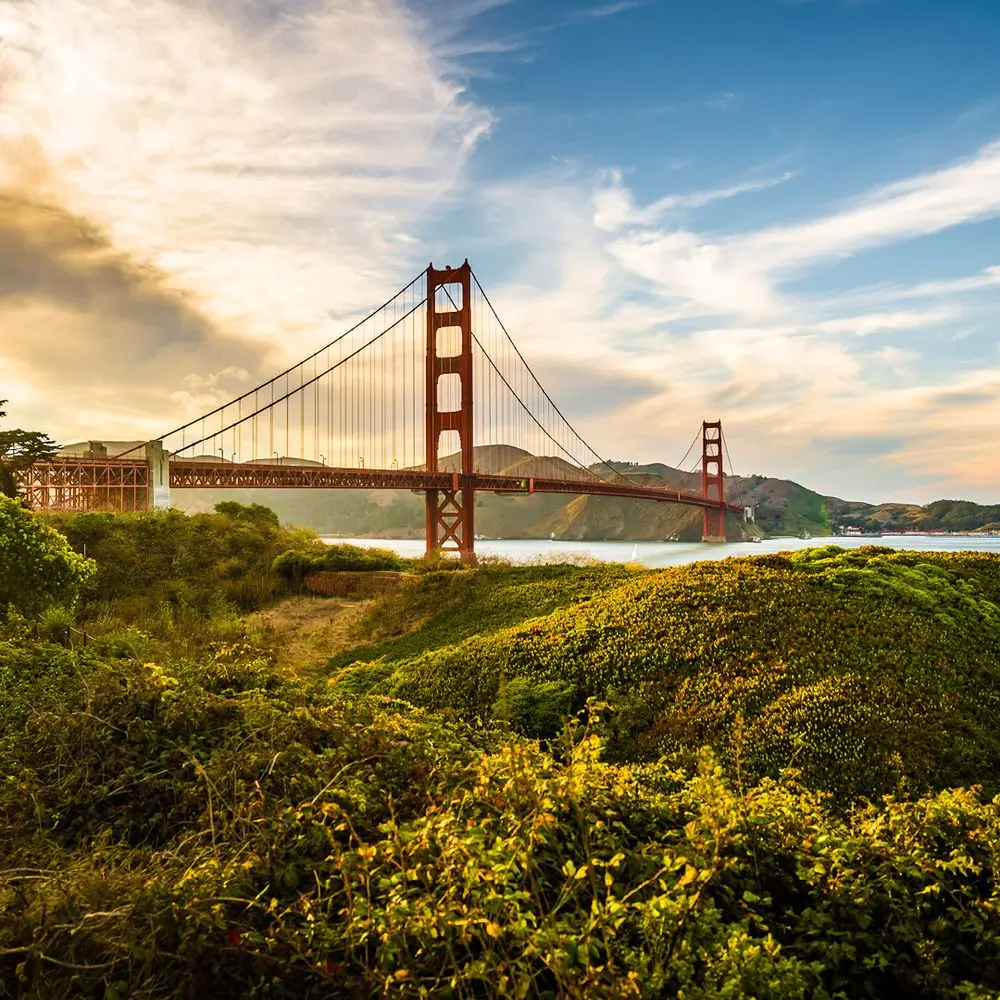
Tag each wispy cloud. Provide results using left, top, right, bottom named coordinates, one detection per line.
left=432, top=0, right=648, bottom=59
left=0, top=0, right=490, bottom=438
left=824, top=265, right=1000, bottom=310
left=594, top=169, right=796, bottom=231
left=608, top=138, right=1000, bottom=317
left=470, top=140, right=1000, bottom=501
left=811, top=308, right=958, bottom=336
left=581, top=1, right=649, bottom=18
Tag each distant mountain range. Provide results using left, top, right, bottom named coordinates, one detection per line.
left=170, top=445, right=1000, bottom=540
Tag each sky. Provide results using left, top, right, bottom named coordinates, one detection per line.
left=1, top=0, right=999, bottom=504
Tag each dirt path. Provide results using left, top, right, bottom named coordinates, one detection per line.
left=247, top=596, right=372, bottom=676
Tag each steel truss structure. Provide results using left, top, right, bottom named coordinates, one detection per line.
left=17, top=458, right=149, bottom=512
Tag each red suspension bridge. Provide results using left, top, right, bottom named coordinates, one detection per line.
left=18, top=262, right=749, bottom=561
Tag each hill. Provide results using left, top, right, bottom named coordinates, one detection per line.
left=339, top=546, right=1000, bottom=801
left=825, top=495, right=1000, bottom=533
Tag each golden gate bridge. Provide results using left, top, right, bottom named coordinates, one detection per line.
left=17, top=261, right=749, bottom=561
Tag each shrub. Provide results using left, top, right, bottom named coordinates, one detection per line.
left=272, top=543, right=408, bottom=586
left=0, top=496, right=95, bottom=616
left=45, top=508, right=311, bottom=620
left=493, top=675, right=579, bottom=739
left=97, top=625, right=152, bottom=660
left=3, top=547, right=1000, bottom=996
left=37, top=605, right=74, bottom=646
left=4, top=673, right=1000, bottom=1000
left=214, top=500, right=280, bottom=527
left=373, top=549, right=1000, bottom=799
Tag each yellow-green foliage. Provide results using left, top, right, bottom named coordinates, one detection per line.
left=6, top=538, right=1000, bottom=997
left=4, top=632, right=1000, bottom=999
left=272, top=542, right=409, bottom=586
left=330, top=561, right=636, bottom=682
left=46, top=506, right=314, bottom=622
left=359, top=548, right=1000, bottom=799
left=0, top=496, right=95, bottom=616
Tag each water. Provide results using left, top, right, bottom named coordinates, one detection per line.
left=321, top=534, right=1000, bottom=569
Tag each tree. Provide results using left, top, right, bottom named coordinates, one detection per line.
left=0, top=399, right=58, bottom=498
left=214, top=501, right=280, bottom=528
left=0, top=495, right=96, bottom=616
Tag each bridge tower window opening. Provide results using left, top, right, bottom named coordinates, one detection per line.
left=436, top=325, right=463, bottom=358
left=434, top=281, right=463, bottom=313
left=437, top=373, right=462, bottom=413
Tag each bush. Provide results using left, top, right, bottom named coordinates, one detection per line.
left=493, top=675, right=579, bottom=739
left=272, top=543, right=408, bottom=587
left=374, top=549, right=1000, bottom=799
left=0, top=496, right=95, bottom=616
left=329, top=562, right=635, bottom=671
left=4, top=657, right=1000, bottom=1000
left=37, top=605, right=74, bottom=646
left=46, top=508, right=312, bottom=619
left=3, top=546, right=1000, bottom=996
left=214, top=500, right=280, bottom=528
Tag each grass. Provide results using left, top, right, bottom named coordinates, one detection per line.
left=327, top=561, right=638, bottom=671
left=245, top=596, right=374, bottom=677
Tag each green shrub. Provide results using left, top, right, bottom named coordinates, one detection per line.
left=96, top=625, right=152, bottom=660
left=330, top=562, right=635, bottom=670
left=272, top=543, right=408, bottom=586
left=0, top=496, right=95, bottom=616
left=213, top=500, right=280, bottom=527
left=493, top=675, right=579, bottom=739
left=45, top=508, right=314, bottom=624
left=37, top=605, right=74, bottom=646
left=4, top=664, right=1000, bottom=1000
left=3, top=548, right=1000, bottom=997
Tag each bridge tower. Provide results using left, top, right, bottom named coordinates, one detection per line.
left=425, top=261, right=476, bottom=563
left=701, top=420, right=726, bottom=543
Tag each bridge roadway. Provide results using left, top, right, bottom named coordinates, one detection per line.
left=22, top=457, right=743, bottom=515
left=174, top=460, right=742, bottom=513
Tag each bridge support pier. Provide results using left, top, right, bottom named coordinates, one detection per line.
left=424, top=261, right=477, bottom=564
left=701, top=420, right=727, bottom=543
left=425, top=483, right=476, bottom=564
left=145, top=440, right=171, bottom=511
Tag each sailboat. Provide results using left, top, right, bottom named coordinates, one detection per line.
left=630, top=543, right=639, bottom=561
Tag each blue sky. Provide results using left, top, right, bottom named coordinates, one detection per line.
left=2, top=0, right=999, bottom=502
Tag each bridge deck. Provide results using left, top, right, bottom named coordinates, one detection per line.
left=19, top=458, right=743, bottom=514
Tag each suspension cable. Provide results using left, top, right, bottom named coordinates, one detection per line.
left=470, top=269, right=628, bottom=483
left=111, top=270, right=425, bottom=458
left=438, top=281, right=606, bottom=482
left=674, top=427, right=702, bottom=476
left=171, top=298, right=423, bottom=458
left=721, top=428, right=747, bottom=509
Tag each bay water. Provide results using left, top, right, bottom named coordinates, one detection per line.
left=321, top=534, right=1000, bottom=569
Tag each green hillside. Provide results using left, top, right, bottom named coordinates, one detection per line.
left=341, top=547, right=1000, bottom=800
left=826, top=495, right=1000, bottom=533
left=328, top=561, right=638, bottom=675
